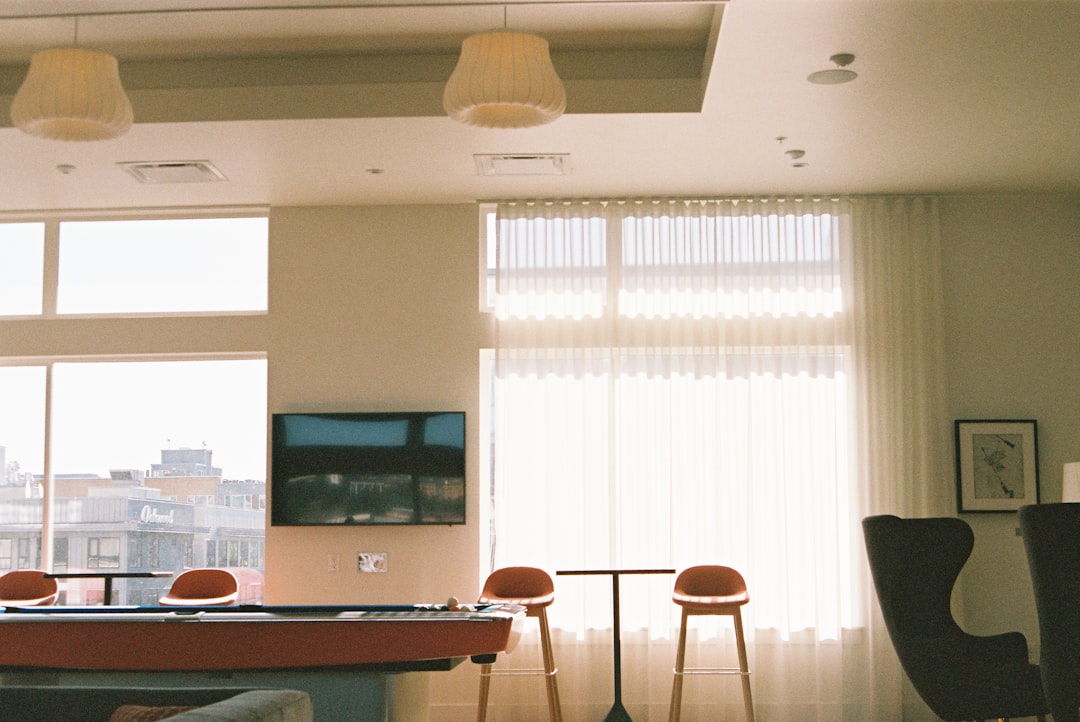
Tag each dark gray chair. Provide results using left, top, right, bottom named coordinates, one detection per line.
left=1019, top=502, right=1080, bottom=722
left=862, top=514, right=1048, bottom=721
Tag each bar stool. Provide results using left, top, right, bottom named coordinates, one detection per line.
left=668, top=565, right=754, bottom=722
left=159, top=568, right=239, bottom=606
left=0, top=569, right=58, bottom=606
left=477, top=566, right=562, bottom=722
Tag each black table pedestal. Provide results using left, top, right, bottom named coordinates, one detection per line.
left=557, top=568, right=675, bottom=722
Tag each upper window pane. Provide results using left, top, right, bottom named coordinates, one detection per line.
left=488, top=201, right=843, bottom=321
left=0, top=223, right=44, bottom=316
left=492, top=209, right=609, bottom=320
left=618, top=210, right=842, bottom=319
left=57, top=217, right=268, bottom=315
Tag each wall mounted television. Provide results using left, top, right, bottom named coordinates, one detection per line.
left=271, top=411, right=465, bottom=526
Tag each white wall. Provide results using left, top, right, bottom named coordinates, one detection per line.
left=939, top=193, right=1080, bottom=656
left=264, top=204, right=489, bottom=607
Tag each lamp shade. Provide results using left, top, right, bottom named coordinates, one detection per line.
left=1063, top=462, right=1080, bottom=502
left=11, top=47, right=134, bottom=141
left=443, top=31, right=566, bottom=128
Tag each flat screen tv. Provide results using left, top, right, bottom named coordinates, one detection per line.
left=271, top=411, right=465, bottom=526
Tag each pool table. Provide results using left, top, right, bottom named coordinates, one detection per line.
left=0, top=603, right=524, bottom=672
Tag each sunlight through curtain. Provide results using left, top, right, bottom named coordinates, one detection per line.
left=484, top=197, right=949, bottom=721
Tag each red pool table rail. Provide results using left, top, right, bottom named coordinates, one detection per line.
left=0, top=603, right=525, bottom=673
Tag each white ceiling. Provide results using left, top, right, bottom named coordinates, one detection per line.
left=0, top=0, right=1078, bottom=212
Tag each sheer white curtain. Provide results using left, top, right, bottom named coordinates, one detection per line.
left=484, top=197, right=949, bottom=721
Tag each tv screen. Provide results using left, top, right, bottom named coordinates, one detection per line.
left=271, top=411, right=465, bottom=526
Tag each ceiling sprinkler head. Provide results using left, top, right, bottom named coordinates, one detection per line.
left=808, top=53, right=858, bottom=85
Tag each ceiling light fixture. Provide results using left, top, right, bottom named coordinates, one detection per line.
left=443, top=30, right=566, bottom=128
left=807, top=53, right=857, bottom=85
left=10, top=18, right=133, bottom=142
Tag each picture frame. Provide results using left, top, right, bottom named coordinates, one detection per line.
left=954, top=419, right=1039, bottom=513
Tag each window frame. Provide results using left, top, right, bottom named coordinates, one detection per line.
left=0, top=207, right=268, bottom=320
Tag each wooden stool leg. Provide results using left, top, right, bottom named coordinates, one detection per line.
left=538, top=610, right=563, bottom=722
left=477, top=662, right=493, bottom=722
left=733, top=610, right=754, bottom=722
left=669, top=609, right=690, bottom=722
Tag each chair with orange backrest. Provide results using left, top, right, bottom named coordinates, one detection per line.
left=668, top=564, right=754, bottom=722
left=476, top=566, right=562, bottom=722
left=159, top=568, right=239, bottom=606
left=0, top=569, right=58, bottom=606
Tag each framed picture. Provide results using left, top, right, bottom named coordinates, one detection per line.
left=954, top=419, right=1039, bottom=512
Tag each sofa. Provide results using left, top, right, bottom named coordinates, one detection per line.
left=0, top=686, right=312, bottom=722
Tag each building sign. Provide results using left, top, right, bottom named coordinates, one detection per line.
left=127, top=499, right=195, bottom=527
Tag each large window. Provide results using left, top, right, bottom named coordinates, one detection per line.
left=488, top=199, right=851, bottom=617
left=486, top=198, right=856, bottom=632
left=483, top=197, right=950, bottom=720
left=0, top=211, right=268, bottom=605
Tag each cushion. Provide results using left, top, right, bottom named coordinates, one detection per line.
left=108, top=705, right=197, bottom=722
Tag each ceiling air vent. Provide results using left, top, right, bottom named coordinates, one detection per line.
left=119, top=160, right=227, bottom=184
left=475, top=154, right=570, bottom=177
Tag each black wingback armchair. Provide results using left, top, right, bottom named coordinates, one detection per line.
left=862, top=514, right=1047, bottom=721
left=1019, top=502, right=1080, bottom=722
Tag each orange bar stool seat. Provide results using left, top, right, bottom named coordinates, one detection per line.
left=0, top=569, right=58, bottom=606
left=669, top=565, right=754, bottom=722
left=159, top=568, right=239, bottom=606
left=476, top=566, right=562, bottom=722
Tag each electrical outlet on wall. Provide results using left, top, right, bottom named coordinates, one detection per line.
left=358, top=552, right=388, bottom=573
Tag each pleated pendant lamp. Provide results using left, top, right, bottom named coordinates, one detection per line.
left=11, top=47, right=134, bottom=141
left=443, top=30, right=566, bottom=128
